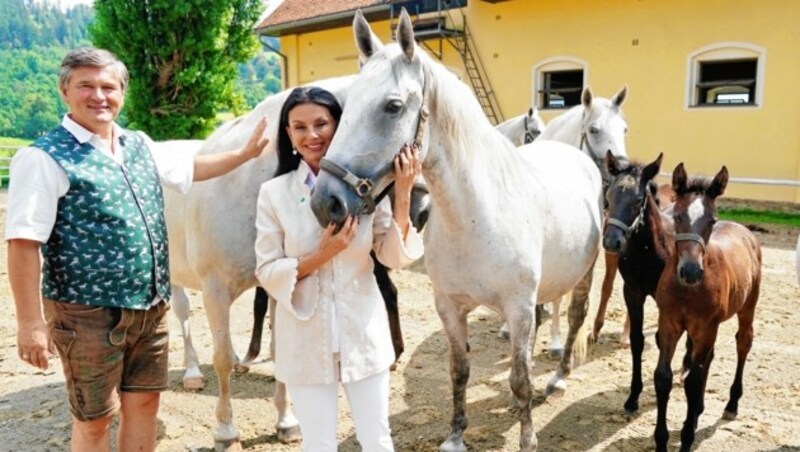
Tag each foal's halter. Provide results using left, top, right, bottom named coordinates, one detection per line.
left=606, top=194, right=645, bottom=239
left=319, top=67, right=430, bottom=215
left=675, top=232, right=707, bottom=251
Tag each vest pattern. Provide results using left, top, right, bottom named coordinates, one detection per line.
left=37, top=126, right=171, bottom=309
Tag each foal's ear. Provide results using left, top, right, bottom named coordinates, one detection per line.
left=527, top=107, right=534, bottom=118
left=582, top=86, right=594, bottom=109
left=612, top=85, right=628, bottom=107
left=708, top=166, right=729, bottom=199
left=641, top=152, right=663, bottom=183
left=672, top=163, right=688, bottom=194
left=353, top=9, right=383, bottom=61
left=397, top=8, right=416, bottom=61
left=604, top=150, right=623, bottom=177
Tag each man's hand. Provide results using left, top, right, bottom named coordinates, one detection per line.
left=17, top=318, right=55, bottom=371
left=241, top=116, right=270, bottom=160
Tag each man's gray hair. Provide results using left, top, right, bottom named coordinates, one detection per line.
left=59, top=48, right=130, bottom=93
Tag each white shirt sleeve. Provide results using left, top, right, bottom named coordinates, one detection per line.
left=139, top=133, right=195, bottom=194
left=4, top=147, right=68, bottom=243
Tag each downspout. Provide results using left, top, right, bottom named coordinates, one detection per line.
left=259, top=35, right=288, bottom=90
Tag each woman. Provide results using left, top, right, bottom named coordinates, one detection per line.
left=254, top=86, right=423, bottom=451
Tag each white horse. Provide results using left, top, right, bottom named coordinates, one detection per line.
left=495, top=107, right=546, bottom=146
left=162, top=76, right=355, bottom=450
left=310, top=10, right=603, bottom=451
left=496, top=86, right=630, bottom=357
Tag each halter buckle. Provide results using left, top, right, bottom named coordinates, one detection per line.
left=355, top=179, right=374, bottom=198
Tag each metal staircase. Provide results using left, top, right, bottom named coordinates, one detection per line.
left=390, top=1, right=504, bottom=124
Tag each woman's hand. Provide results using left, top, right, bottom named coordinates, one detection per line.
left=296, top=216, right=359, bottom=280
left=393, top=144, right=422, bottom=237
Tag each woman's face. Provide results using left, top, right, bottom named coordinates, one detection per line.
left=286, top=102, right=337, bottom=174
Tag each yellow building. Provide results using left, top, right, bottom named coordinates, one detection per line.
left=257, top=0, right=800, bottom=202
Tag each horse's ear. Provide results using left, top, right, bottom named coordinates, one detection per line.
left=353, top=9, right=383, bottom=61
left=612, top=85, right=628, bottom=107
left=708, top=166, right=728, bottom=199
left=672, top=163, right=688, bottom=195
left=604, top=150, right=622, bottom=177
left=397, top=8, right=416, bottom=61
left=582, top=86, right=594, bottom=109
left=641, top=152, right=663, bottom=183
left=527, top=107, right=533, bottom=118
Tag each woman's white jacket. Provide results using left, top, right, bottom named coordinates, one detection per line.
left=255, top=163, right=424, bottom=385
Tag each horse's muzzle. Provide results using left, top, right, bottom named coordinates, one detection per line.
left=678, top=260, right=704, bottom=286
left=602, top=230, right=624, bottom=254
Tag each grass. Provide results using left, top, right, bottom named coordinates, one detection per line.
left=718, top=207, right=800, bottom=228
left=0, top=137, right=29, bottom=187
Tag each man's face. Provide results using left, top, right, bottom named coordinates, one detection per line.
left=60, top=65, right=125, bottom=133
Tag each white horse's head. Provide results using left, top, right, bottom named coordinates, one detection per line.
left=578, top=85, right=629, bottom=163
left=524, top=107, right=546, bottom=143
left=311, top=9, right=432, bottom=228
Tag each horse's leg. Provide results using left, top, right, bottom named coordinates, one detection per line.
left=171, top=284, right=205, bottom=390
left=680, top=328, right=718, bottom=451
left=592, top=251, right=618, bottom=342
left=265, top=297, right=301, bottom=442
left=548, top=297, right=564, bottom=360
left=436, top=294, right=470, bottom=452
left=654, top=324, right=682, bottom=452
left=238, top=287, right=268, bottom=372
left=505, top=301, right=537, bottom=452
left=679, top=336, right=694, bottom=385
left=372, top=253, right=404, bottom=365
left=622, top=283, right=646, bottom=413
left=723, top=302, right=756, bottom=420
left=201, top=279, right=240, bottom=451
left=545, top=262, right=594, bottom=396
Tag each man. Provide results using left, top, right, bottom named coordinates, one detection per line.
left=6, top=47, right=269, bottom=451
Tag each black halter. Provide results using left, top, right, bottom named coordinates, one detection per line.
left=319, top=68, right=429, bottom=215
left=675, top=232, right=707, bottom=251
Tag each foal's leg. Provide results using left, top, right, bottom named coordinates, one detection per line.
left=681, top=328, right=718, bottom=451
left=622, top=283, right=647, bottom=413
left=505, top=302, right=538, bottom=452
left=723, top=303, right=756, bottom=420
left=546, top=263, right=595, bottom=396
left=372, top=253, right=404, bottom=364
left=436, top=294, right=471, bottom=452
left=592, top=251, right=618, bottom=342
left=654, top=325, right=682, bottom=452
left=239, top=287, right=269, bottom=371
left=171, top=285, right=205, bottom=390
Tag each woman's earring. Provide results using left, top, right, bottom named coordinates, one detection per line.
left=292, top=147, right=298, bottom=156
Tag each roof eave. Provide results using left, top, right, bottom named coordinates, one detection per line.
left=255, top=4, right=392, bottom=36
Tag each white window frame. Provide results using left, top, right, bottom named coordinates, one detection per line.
left=685, top=42, right=766, bottom=109
left=532, top=57, right=587, bottom=110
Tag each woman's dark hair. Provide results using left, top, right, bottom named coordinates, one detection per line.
left=275, top=86, right=343, bottom=177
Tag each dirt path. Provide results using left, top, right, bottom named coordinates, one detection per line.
left=1, top=196, right=799, bottom=451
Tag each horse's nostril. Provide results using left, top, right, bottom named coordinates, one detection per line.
left=328, top=195, right=348, bottom=226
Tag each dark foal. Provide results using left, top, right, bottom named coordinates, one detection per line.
left=653, top=163, right=761, bottom=452
left=602, top=151, right=676, bottom=413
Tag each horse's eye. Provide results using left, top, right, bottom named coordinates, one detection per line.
left=385, top=100, right=404, bottom=114
left=589, top=125, right=600, bottom=134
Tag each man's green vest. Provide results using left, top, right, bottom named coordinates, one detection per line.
left=35, top=126, right=171, bottom=310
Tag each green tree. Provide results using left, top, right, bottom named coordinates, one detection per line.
left=90, top=0, right=264, bottom=139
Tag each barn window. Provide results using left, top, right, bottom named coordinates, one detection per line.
left=533, top=58, right=586, bottom=110
left=687, top=43, right=765, bottom=108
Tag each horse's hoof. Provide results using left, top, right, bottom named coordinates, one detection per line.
left=183, top=375, right=205, bottom=391
left=623, top=400, right=639, bottom=415
left=439, top=437, right=467, bottom=452
left=498, top=329, right=510, bottom=340
left=390, top=362, right=399, bottom=371
left=214, top=437, right=242, bottom=452
left=548, top=348, right=564, bottom=360
left=722, top=410, right=737, bottom=421
left=277, top=424, right=302, bottom=443
left=544, top=378, right=567, bottom=397
left=619, top=335, right=631, bottom=348
left=234, top=362, right=251, bottom=373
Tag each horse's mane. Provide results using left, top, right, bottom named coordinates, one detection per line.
left=406, top=49, right=518, bottom=170
left=681, top=176, right=714, bottom=194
